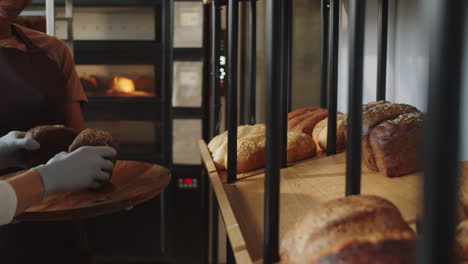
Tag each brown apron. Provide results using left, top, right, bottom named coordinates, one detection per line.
left=0, top=25, right=85, bottom=264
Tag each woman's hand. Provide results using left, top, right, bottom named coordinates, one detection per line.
left=0, top=131, right=40, bottom=170
left=33, top=146, right=117, bottom=197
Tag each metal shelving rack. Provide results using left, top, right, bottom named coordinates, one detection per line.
left=203, top=0, right=466, bottom=263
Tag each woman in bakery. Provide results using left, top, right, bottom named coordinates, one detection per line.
left=0, top=0, right=91, bottom=263
left=0, top=0, right=86, bottom=136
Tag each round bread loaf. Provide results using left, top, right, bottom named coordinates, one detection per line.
left=68, top=128, right=120, bottom=162
left=24, top=125, right=78, bottom=168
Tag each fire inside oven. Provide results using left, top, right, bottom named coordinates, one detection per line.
left=77, top=65, right=156, bottom=98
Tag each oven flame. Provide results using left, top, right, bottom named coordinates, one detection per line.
left=110, top=77, right=136, bottom=93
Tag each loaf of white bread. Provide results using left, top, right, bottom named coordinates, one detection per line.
left=281, top=195, right=415, bottom=264
left=288, top=107, right=347, bottom=153
left=208, top=124, right=316, bottom=173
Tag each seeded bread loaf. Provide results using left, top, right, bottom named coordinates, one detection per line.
left=24, top=125, right=78, bottom=168
left=369, top=112, right=424, bottom=177
left=281, top=195, right=416, bottom=264
left=361, top=102, right=419, bottom=172
left=208, top=125, right=316, bottom=173
left=68, top=128, right=120, bottom=163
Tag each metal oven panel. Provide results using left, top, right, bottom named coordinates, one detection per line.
left=55, top=7, right=156, bottom=40
left=172, top=61, right=203, bottom=107
left=174, top=2, right=204, bottom=48
left=173, top=119, right=202, bottom=165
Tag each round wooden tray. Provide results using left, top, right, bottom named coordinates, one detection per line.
left=7, top=160, right=171, bottom=222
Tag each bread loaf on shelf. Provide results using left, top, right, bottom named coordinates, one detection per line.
left=369, top=112, right=424, bottom=178
left=312, top=114, right=346, bottom=152
left=281, top=195, right=415, bottom=264
left=359, top=101, right=422, bottom=177
left=287, top=132, right=317, bottom=163
left=208, top=124, right=316, bottom=173
left=289, top=108, right=329, bottom=135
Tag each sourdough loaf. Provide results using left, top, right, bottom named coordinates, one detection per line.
left=312, top=114, right=346, bottom=152
left=369, top=112, right=424, bottom=177
left=281, top=195, right=415, bottom=264
left=361, top=102, right=419, bottom=172
left=24, top=125, right=78, bottom=168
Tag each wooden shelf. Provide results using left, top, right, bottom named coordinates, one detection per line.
left=200, top=140, right=428, bottom=263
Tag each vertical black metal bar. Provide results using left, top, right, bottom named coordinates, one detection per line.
left=279, top=0, right=288, bottom=169
left=249, top=0, right=257, bottom=125
left=160, top=0, right=173, bottom=254
left=161, top=0, right=173, bottom=168
left=227, top=0, right=239, bottom=183
left=210, top=3, right=221, bottom=263
left=376, top=0, right=388, bottom=101
left=326, top=0, right=339, bottom=156
left=239, top=1, right=247, bottom=125
left=284, top=0, right=293, bottom=113
left=346, top=0, right=365, bottom=196
left=264, top=0, right=282, bottom=262
left=320, top=0, right=330, bottom=109
left=212, top=2, right=221, bottom=138
left=416, top=1, right=465, bottom=263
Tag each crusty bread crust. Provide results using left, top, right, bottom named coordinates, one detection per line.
left=290, top=109, right=329, bottom=135
left=281, top=195, right=415, bottom=264
left=312, top=114, right=346, bottom=152
left=287, top=132, right=317, bottom=163
left=208, top=124, right=316, bottom=173
left=369, top=112, right=423, bottom=177
left=361, top=102, right=419, bottom=171
left=69, top=128, right=120, bottom=162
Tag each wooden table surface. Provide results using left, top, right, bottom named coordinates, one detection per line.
left=1, top=160, right=171, bottom=222
left=200, top=140, right=467, bottom=264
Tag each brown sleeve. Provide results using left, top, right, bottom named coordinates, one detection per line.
left=56, top=41, right=88, bottom=104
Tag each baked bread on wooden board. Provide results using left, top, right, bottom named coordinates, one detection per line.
left=24, top=125, right=78, bottom=168
left=281, top=195, right=415, bottom=264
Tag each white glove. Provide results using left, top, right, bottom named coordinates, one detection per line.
left=0, top=131, right=40, bottom=170
left=34, top=146, right=117, bottom=197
